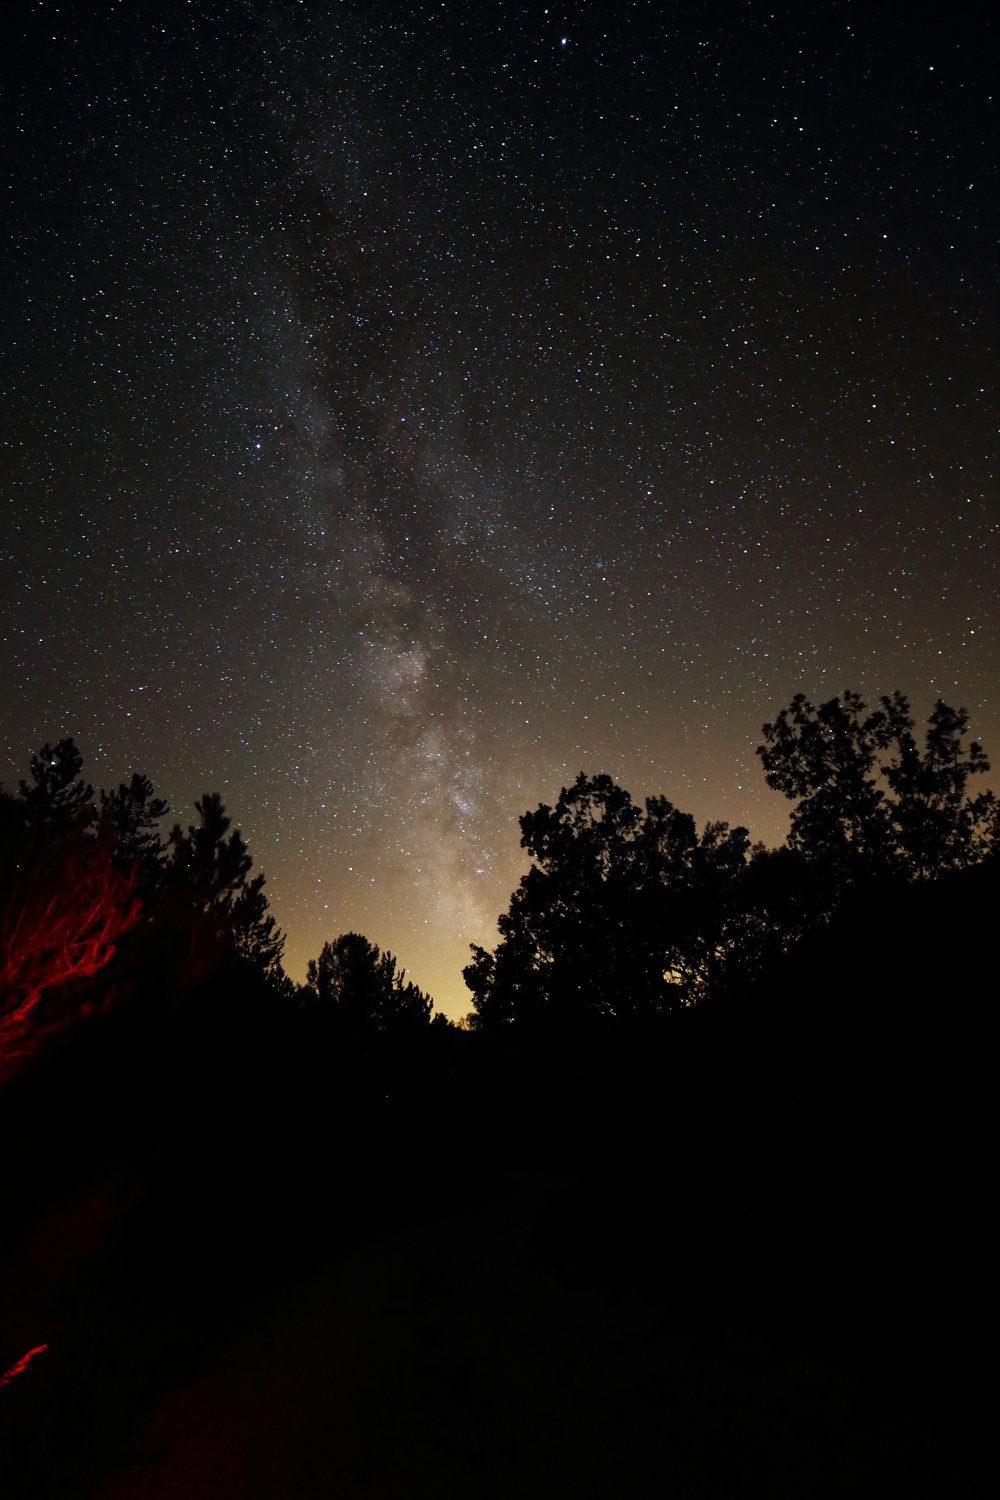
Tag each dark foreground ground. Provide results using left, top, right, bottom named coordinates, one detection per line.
left=0, top=874, right=995, bottom=1496
left=86, top=1171, right=987, bottom=1500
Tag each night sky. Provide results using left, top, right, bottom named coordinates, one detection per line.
left=2, top=2, right=996, bottom=1013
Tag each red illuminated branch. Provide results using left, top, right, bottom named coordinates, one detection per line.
left=0, top=1343, right=49, bottom=1386
left=0, top=818, right=141, bottom=1063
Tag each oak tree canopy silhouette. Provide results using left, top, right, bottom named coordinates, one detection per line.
left=463, top=772, right=765, bottom=1031
left=466, top=692, right=997, bottom=1031
left=757, top=690, right=995, bottom=882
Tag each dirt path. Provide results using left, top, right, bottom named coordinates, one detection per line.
left=94, top=1173, right=972, bottom=1499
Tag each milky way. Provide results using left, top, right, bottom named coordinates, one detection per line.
left=2, top=4, right=996, bottom=1011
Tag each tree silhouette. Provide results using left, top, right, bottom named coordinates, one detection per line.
left=15, top=738, right=94, bottom=834
left=465, top=773, right=765, bottom=1030
left=757, top=692, right=899, bottom=876
left=0, top=742, right=294, bottom=1085
left=305, top=932, right=432, bottom=1036
left=159, top=792, right=285, bottom=984
left=17, top=738, right=94, bottom=829
left=231, top=873, right=286, bottom=983
left=100, top=773, right=170, bottom=892
left=164, top=792, right=252, bottom=909
left=758, top=690, right=994, bottom=884
left=882, top=698, right=995, bottom=877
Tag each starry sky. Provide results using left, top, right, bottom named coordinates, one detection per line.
left=2, top=1, right=996, bottom=1014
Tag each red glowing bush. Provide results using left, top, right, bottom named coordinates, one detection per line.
left=0, top=815, right=141, bottom=1071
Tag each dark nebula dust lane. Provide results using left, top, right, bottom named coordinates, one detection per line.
left=2, top=2, right=996, bottom=1010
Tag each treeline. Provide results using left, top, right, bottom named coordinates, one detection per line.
left=465, top=690, right=998, bottom=1031
left=2, top=688, right=995, bottom=1067
left=0, top=691, right=995, bottom=1496
left=0, top=740, right=448, bottom=1083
